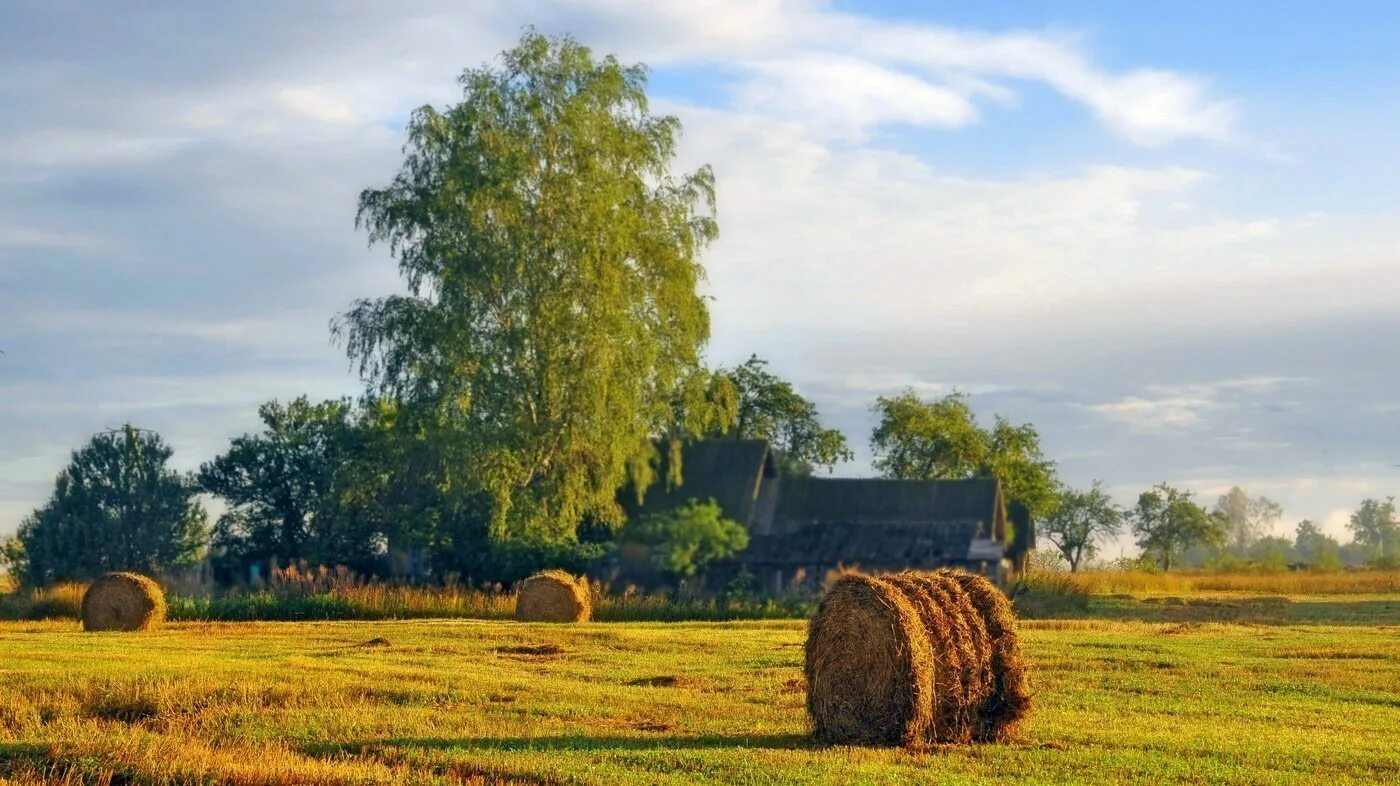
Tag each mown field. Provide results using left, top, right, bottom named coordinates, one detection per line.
left=2, top=595, right=1399, bottom=785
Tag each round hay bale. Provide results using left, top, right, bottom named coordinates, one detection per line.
left=805, top=572, right=935, bottom=748
left=941, top=569, right=1032, bottom=741
left=80, top=572, right=165, bottom=632
left=884, top=572, right=967, bottom=744
left=514, top=570, right=591, bottom=623
left=921, top=572, right=993, bottom=732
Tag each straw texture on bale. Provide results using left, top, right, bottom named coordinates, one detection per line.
left=884, top=568, right=985, bottom=739
left=80, top=572, right=166, bottom=632
left=883, top=572, right=966, bottom=744
left=805, top=573, right=935, bottom=748
left=925, top=571, right=994, bottom=714
left=514, top=570, right=591, bottom=623
left=940, top=569, right=1032, bottom=741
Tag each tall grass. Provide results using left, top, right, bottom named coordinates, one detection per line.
left=0, top=582, right=85, bottom=620
left=0, top=564, right=811, bottom=623
left=5, top=566, right=1397, bottom=624
left=1067, top=569, right=1400, bottom=596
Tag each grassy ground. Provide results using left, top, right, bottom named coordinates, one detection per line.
left=2, top=597, right=1398, bottom=784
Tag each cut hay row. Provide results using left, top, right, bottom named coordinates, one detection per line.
left=515, top=570, right=592, bottom=623
left=805, top=568, right=1030, bottom=749
left=81, top=572, right=166, bottom=632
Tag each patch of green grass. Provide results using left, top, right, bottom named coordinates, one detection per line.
left=2, top=602, right=1398, bottom=784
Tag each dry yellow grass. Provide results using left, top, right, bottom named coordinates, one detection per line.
left=1064, top=569, right=1400, bottom=596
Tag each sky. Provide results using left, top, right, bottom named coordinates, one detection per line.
left=4, top=1, right=1400, bottom=553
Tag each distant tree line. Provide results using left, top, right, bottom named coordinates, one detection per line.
left=1038, top=482, right=1400, bottom=572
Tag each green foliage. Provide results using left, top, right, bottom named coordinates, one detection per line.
left=1129, top=483, right=1225, bottom=571
left=722, top=355, right=851, bottom=474
left=4, top=425, right=206, bottom=585
left=1246, top=535, right=1294, bottom=572
left=1347, top=497, right=1400, bottom=566
left=1041, top=480, right=1123, bottom=571
left=1213, top=486, right=1283, bottom=554
left=621, top=498, right=748, bottom=578
left=334, top=30, right=717, bottom=544
left=868, top=390, right=1059, bottom=520
left=197, top=397, right=362, bottom=568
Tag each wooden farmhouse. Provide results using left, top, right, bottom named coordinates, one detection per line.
left=620, top=439, right=1033, bottom=590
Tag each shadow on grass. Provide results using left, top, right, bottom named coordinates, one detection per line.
left=1024, top=596, right=1400, bottom=626
left=305, top=732, right=816, bottom=757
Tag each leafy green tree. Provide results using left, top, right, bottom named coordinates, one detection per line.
left=334, top=31, right=717, bottom=545
left=1213, top=486, right=1283, bottom=554
left=1129, top=483, right=1225, bottom=571
left=722, top=355, right=850, bottom=474
left=1347, top=497, right=1400, bottom=566
left=1247, top=535, right=1294, bottom=572
left=1041, top=481, right=1122, bottom=571
left=869, top=391, right=1059, bottom=520
left=621, top=498, right=748, bottom=578
left=3, top=425, right=206, bottom=585
left=198, top=398, right=361, bottom=568
left=1293, top=519, right=1342, bottom=569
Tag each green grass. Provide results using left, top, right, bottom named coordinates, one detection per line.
left=2, top=599, right=1399, bottom=784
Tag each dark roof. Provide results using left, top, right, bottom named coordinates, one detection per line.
left=627, top=439, right=773, bottom=525
left=742, top=521, right=983, bottom=567
left=774, top=477, right=1002, bottom=533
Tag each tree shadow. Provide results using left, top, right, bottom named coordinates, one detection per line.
left=304, top=732, right=816, bottom=758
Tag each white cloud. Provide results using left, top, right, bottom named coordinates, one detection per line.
left=738, top=55, right=977, bottom=137
left=276, top=86, right=360, bottom=125
left=1088, top=378, right=1310, bottom=433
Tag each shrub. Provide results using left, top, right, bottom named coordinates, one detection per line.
left=620, top=498, right=748, bottom=578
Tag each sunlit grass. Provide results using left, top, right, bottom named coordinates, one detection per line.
left=1, top=609, right=1397, bottom=784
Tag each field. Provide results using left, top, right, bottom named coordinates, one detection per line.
left=3, top=593, right=1399, bottom=784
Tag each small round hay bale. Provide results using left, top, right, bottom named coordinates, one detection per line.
left=80, top=572, right=165, bottom=632
left=805, top=573, right=935, bottom=748
left=941, top=569, right=1032, bottom=741
left=884, top=572, right=967, bottom=744
left=514, top=570, right=591, bottom=623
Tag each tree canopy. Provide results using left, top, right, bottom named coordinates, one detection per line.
left=2, top=425, right=206, bottom=585
left=1129, top=483, right=1224, bottom=571
left=334, top=31, right=718, bottom=544
left=1347, top=497, right=1400, bottom=566
left=869, top=391, right=1058, bottom=520
left=197, top=397, right=362, bottom=568
left=722, top=355, right=850, bottom=474
left=1041, top=481, right=1122, bottom=571
left=1213, top=486, right=1283, bottom=554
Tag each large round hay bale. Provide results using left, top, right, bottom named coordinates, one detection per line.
left=80, top=572, right=165, bottom=632
left=941, top=569, right=1032, bottom=741
left=884, top=572, right=968, bottom=744
left=921, top=572, right=993, bottom=731
left=514, top=570, right=591, bottom=623
left=805, top=573, right=935, bottom=748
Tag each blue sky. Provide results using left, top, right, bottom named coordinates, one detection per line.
left=4, top=1, right=1400, bottom=553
